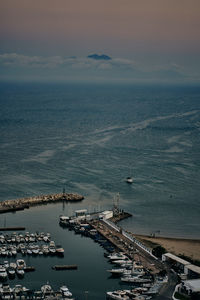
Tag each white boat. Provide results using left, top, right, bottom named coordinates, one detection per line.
left=121, top=275, right=151, bottom=283
left=113, top=259, right=132, bottom=266
left=16, top=267, right=24, bottom=277
left=107, top=268, right=126, bottom=276
left=7, top=267, right=15, bottom=277
left=0, top=266, right=7, bottom=280
left=123, top=263, right=145, bottom=276
left=126, top=177, right=133, bottom=184
left=16, top=259, right=26, bottom=269
left=3, top=261, right=9, bottom=269
left=60, top=285, right=73, bottom=297
left=13, top=284, right=29, bottom=298
left=41, top=283, right=54, bottom=296
left=0, top=283, right=13, bottom=299
left=10, top=262, right=17, bottom=270
left=106, top=290, right=129, bottom=299
left=108, top=252, right=128, bottom=261
left=49, top=245, right=56, bottom=255
left=32, top=245, right=39, bottom=255
left=126, top=168, right=133, bottom=184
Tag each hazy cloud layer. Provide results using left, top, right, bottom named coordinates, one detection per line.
left=0, top=53, right=199, bottom=83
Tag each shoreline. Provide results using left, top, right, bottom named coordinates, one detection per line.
left=134, top=234, right=200, bottom=261
left=0, top=192, right=84, bottom=214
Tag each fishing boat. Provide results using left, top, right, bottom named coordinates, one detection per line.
left=56, top=245, right=64, bottom=256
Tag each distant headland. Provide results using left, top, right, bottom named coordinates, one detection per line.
left=87, top=53, right=112, bottom=60
left=0, top=193, right=84, bottom=214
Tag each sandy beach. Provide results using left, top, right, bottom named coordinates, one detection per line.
left=135, top=235, right=200, bottom=261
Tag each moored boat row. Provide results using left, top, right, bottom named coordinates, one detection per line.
left=0, top=282, right=74, bottom=299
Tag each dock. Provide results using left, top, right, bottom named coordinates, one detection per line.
left=52, top=265, right=78, bottom=270
left=0, top=192, right=84, bottom=214
left=25, top=266, right=35, bottom=272
left=0, top=227, right=25, bottom=231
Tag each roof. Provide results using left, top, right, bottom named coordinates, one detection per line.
left=183, top=279, right=200, bottom=292
left=185, top=264, right=200, bottom=275
left=101, top=210, right=113, bottom=215
left=75, top=209, right=87, bottom=213
left=163, top=253, right=190, bottom=265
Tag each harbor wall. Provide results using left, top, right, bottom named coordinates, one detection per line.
left=0, top=193, right=84, bottom=214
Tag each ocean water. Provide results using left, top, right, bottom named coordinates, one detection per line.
left=0, top=82, right=200, bottom=238
left=0, top=82, right=200, bottom=298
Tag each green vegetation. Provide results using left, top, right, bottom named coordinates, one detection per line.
left=174, top=292, right=189, bottom=300
left=178, top=254, right=200, bottom=267
left=152, top=245, right=166, bottom=258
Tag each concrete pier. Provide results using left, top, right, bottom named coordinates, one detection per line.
left=0, top=192, right=84, bottom=214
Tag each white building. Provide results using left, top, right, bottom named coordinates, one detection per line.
left=162, top=253, right=200, bottom=278
left=99, top=210, right=113, bottom=220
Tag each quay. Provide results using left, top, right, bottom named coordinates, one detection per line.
left=0, top=192, right=84, bottom=214
left=59, top=208, right=165, bottom=274
left=90, top=219, right=164, bottom=273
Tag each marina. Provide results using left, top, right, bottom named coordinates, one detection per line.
left=0, top=232, right=65, bottom=258
left=0, top=204, right=199, bottom=299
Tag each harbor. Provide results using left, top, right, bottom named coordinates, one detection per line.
left=0, top=200, right=199, bottom=299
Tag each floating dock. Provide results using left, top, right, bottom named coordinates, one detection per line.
left=52, top=265, right=78, bottom=270
left=0, top=192, right=84, bottom=214
left=0, top=227, right=25, bottom=231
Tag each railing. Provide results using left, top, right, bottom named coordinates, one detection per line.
left=103, top=219, right=158, bottom=260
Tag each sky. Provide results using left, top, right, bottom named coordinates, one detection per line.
left=0, top=0, right=200, bottom=83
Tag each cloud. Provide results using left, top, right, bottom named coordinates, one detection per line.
left=0, top=52, right=199, bottom=83
left=0, top=53, right=137, bottom=70
left=0, top=53, right=64, bottom=68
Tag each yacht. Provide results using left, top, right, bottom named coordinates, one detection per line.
left=121, top=275, right=151, bottom=283
left=41, top=283, right=54, bottom=297
left=108, top=252, right=128, bottom=261
left=113, top=259, right=132, bottom=266
left=60, top=285, right=73, bottom=298
left=106, top=290, right=129, bottom=299
left=107, top=268, right=126, bottom=276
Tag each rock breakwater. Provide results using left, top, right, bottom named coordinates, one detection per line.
left=0, top=193, right=84, bottom=214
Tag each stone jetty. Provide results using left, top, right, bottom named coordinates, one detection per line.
left=0, top=192, right=84, bottom=214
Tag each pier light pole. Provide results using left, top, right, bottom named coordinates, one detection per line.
left=85, top=290, right=89, bottom=300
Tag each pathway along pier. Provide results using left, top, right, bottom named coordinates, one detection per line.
left=0, top=192, right=84, bottom=214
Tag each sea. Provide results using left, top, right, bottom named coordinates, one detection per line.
left=0, top=82, right=200, bottom=299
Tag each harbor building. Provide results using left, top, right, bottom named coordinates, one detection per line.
left=162, top=253, right=200, bottom=278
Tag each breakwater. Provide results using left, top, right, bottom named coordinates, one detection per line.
left=0, top=192, right=84, bottom=214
